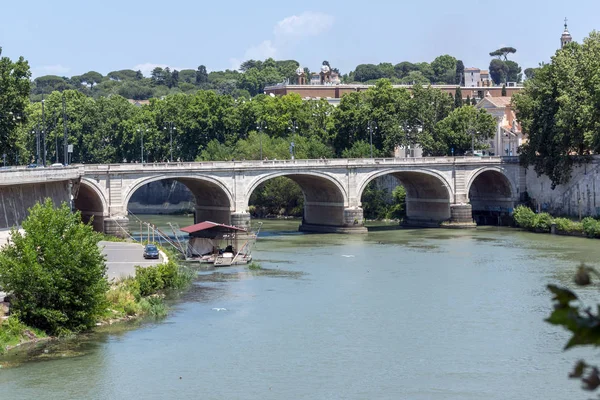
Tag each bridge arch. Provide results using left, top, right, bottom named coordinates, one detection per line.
left=74, top=178, right=109, bottom=232
left=357, top=169, right=453, bottom=225
left=122, top=174, right=234, bottom=225
left=467, top=167, right=517, bottom=224
left=246, top=171, right=349, bottom=230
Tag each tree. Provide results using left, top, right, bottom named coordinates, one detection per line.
left=80, top=71, right=104, bottom=90
left=501, top=84, right=507, bottom=96
left=0, top=47, right=31, bottom=157
left=431, top=55, right=457, bottom=83
left=424, top=105, right=496, bottom=155
left=151, top=67, right=166, bottom=85
left=170, top=69, right=179, bottom=88
left=107, top=69, right=138, bottom=81
left=524, top=67, right=537, bottom=80
left=195, top=65, right=208, bottom=84
left=394, top=61, right=418, bottom=78
left=513, top=31, right=600, bottom=188
left=489, top=59, right=509, bottom=85
left=455, top=60, right=465, bottom=85
left=0, top=199, right=108, bottom=335
left=454, top=86, right=463, bottom=108
left=544, top=264, right=600, bottom=397
left=505, top=60, right=522, bottom=82
left=353, top=64, right=383, bottom=82
left=489, top=47, right=517, bottom=61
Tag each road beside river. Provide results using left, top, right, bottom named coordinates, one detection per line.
left=100, top=241, right=163, bottom=280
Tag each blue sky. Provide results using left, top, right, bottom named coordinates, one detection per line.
left=1, top=0, right=598, bottom=78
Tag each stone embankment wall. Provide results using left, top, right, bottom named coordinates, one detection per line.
left=0, top=182, right=71, bottom=229
left=526, top=156, right=600, bottom=218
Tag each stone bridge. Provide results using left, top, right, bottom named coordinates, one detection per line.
left=77, top=157, right=524, bottom=234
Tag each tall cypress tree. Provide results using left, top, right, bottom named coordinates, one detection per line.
left=454, top=86, right=463, bottom=108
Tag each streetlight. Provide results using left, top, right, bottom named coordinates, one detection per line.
left=137, top=127, right=149, bottom=163
left=42, top=96, right=47, bottom=166
left=163, top=121, right=176, bottom=162
left=288, top=120, right=298, bottom=160
left=256, top=121, right=267, bottom=160
left=368, top=121, right=377, bottom=158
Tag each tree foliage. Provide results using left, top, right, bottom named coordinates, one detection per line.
left=0, top=199, right=108, bottom=335
left=489, top=47, right=517, bottom=61
left=0, top=47, right=31, bottom=157
left=514, top=31, right=600, bottom=188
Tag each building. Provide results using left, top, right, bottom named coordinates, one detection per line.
left=476, top=95, right=524, bottom=156
left=265, top=84, right=522, bottom=105
left=463, top=68, right=492, bottom=87
left=561, top=18, right=573, bottom=48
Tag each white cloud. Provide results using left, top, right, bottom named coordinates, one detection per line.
left=274, top=12, right=334, bottom=37
left=132, top=63, right=193, bottom=77
left=232, top=11, right=334, bottom=70
left=31, top=64, right=70, bottom=77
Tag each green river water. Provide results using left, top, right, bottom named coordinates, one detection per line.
left=1, top=216, right=599, bottom=400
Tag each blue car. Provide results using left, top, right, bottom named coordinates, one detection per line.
left=143, top=244, right=160, bottom=259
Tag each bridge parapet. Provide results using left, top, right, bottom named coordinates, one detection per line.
left=82, top=156, right=512, bottom=173
left=0, top=166, right=83, bottom=186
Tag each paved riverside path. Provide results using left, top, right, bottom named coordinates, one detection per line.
left=100, top=241, right=163, bottom=281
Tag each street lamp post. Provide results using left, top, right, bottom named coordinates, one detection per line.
left=137, top=127, right=148, bottom=163
left=163, top=121, right=176, bottom=162
left=41, top=96, right=46, bottom=166
left=289, top=120, right=298, bottom=160
left=256, top=121, right=267, bottom=160
left=368, top=121, right=377, bottom=158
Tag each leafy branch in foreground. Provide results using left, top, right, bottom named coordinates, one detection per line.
left=547, top=264, right=600, bottom=395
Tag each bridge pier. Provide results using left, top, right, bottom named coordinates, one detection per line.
left=299, top=207, right=368, bottom=234
left=104, top=216, right=129, bottom=238
left=231, top=212, right=251, bottom=231
left=448, top=204, right=477, bottom=228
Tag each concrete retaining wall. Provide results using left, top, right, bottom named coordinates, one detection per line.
left=0, top=181, right=71, bottom=229
left=526, top=157, right=600, bottom=218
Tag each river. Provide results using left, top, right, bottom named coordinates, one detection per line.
left=1, top=216, right=598, bottom=400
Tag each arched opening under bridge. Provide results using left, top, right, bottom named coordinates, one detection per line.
left=124, top=177, right=234, bottom=229
left=74, top=181, right=107, bottom=233
left=247, top=172, right=360, bottom=233
left=359, top=171, right=451, bottom=227
left=468, top=169, right=515, bottom=225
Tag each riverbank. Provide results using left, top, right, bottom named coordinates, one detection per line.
left=513, top=205, right=600, bottom=239
left=0, top=239, right=189, bottom=358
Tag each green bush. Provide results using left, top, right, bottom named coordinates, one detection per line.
left=0, top=199, right=108, bottom=336
left=553, top=217, right=582, bottom=233
left=134, top=260, right=194, bottom=297
left=513, top=205, right=536, bottom=229
left=582, top=217, right=600, bottom=238
left=533, top=212, right=553, bottom=232
left=135, top=265, right=165, bottom=297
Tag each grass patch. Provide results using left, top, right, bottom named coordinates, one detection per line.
left=103, top=260, right=195, bottom=322
left=0, top=316, right=47, bottom=355
left=247, top=262, right=263, bottom=270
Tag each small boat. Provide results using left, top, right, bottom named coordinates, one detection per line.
left=180, top=221, right=260, bottom=266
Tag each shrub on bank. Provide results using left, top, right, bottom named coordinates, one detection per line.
left=0, top=316, right=46, bottom=354
left=582, top=217, right=600, bottom=238
left=513, top=205, right=600, bottom=238
left=513, top=205, right=536, bottom=229
left=533, top=212, right=553, bottom=232
left=553, top=217, right=582, bottom=233
left=0, top=199, right=108, bottom=336
left=104, top=258, right=194, bottom=321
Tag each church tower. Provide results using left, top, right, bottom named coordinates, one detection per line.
left=561, top=18, right=573, bottom=48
